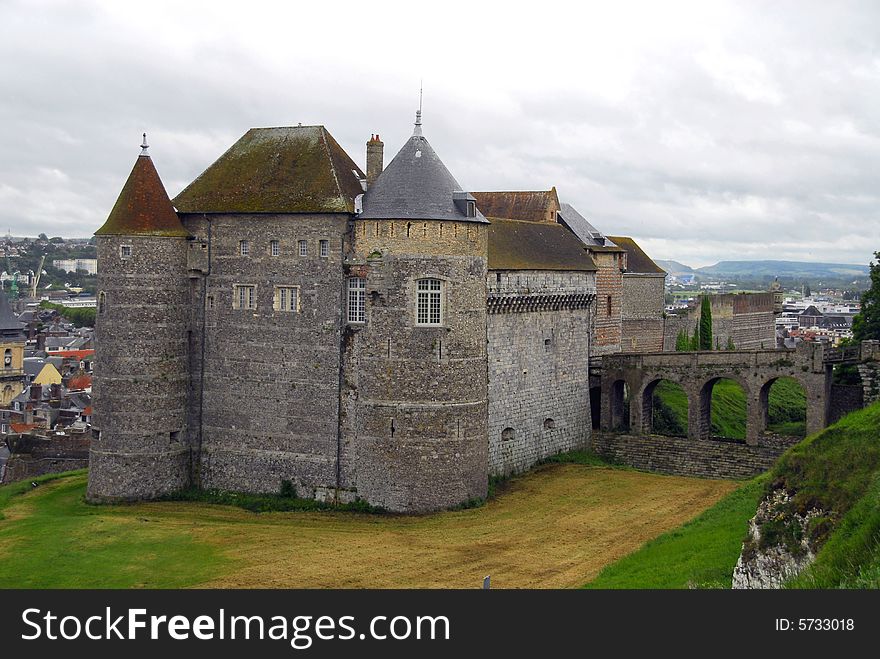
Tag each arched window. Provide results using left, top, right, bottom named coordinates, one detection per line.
left=416, top=278, right=443, bottom=326
left=3, top=348, right=11, bottom=369
left=543, top=418, right=556, bottom=430
left=98, top=291, right=106, bottom=314
left=501, top=427, right=515, bottom=442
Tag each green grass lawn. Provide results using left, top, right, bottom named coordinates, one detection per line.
left=584, top=477, right=765, bottom=588
left=651, top=377, right=806, bottom=439
left=0, top=471, right=232, bottom=588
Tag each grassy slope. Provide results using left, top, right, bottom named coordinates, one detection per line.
left=0, top=461, right=737, bottom=589
left=652, top=377, right=806, bottom=439
left=586, top=401, right=880, bottom=589
left=585, top=478, right=765, bottom=588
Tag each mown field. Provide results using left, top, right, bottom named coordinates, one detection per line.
left=652, top=376, right=806, bottom=440
left=0, top=462, right=737, bottom=589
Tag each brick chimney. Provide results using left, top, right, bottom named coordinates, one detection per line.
left=366, top=134, right=384, bottom=187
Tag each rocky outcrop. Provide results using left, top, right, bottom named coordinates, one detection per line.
left=732, top=489, right=823, bottom=589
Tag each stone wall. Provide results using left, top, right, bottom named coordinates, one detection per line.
left=182, top=213, right=349, bottom=498
left=663, top=292, right=776, bottom=351
left=344, top=218, right=489, bottom=512
left=590, top=251, right=623, bottom=356
left=592, top=432, right=799, bottom=479
left=486, top=270, right=594, bottom=476
left=88, top=234, right=192, bottom=502
left=829, top=384, right=864, bottom=424
left=2, top=433, right=90, bottom=484
left=620, top=273, right=664, bottom=353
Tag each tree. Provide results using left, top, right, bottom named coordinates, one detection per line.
left=698, top=295, right=713, bottom=350
left=803, top=283, right=811, bottom=298
left=726, top=336, right=736, bottom=350
left=38, top=233, right=48, bottom=241
left=852, top=251, right=880, bottom=341
left=675, top=329, right=689, bottom=352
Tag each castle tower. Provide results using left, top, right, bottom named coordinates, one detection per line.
left=0, top=292, right=26, bottom=406
left=348, top=111, right=489, bottom=512
left=87, top=135, right=193, bottom=501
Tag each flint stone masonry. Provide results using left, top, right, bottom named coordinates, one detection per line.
left=620, top=274, right=665, bottom=353
left=1, top=434, right=91, bottom=484
left=829, top=384, right=864, bottom=424
left=487, top=270, right=595, bottom=476
left=592, top=432, right=799, bottom=479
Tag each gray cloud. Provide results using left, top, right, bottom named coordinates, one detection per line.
left=1, top=0, right=878, bottom=267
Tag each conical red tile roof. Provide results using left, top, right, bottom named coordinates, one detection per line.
left=96, top=154, right=189, bottom=237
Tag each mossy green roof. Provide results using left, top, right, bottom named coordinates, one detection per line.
left=488, top=218, right=598, bottom=272
left=95, top=155, right=189, bottom=237
left=607, top=236, right=666, bottom=274
left=173, top=126, right=366, bottom=214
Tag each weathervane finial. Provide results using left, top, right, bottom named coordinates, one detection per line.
left=414, top=82, right=423, bottom=136
left=140, top=132, right=150, bottom=156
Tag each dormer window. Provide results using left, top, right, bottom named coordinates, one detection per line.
left=467, top=201, right=476, bottom=218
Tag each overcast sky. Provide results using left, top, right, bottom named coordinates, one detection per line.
left=1, top=0, right=878, bottom=267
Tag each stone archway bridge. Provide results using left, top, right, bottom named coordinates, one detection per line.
left=591, top=341, right=880, bottom=479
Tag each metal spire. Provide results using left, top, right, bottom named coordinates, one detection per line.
left=413, top=82, right=423, bottom=136
left=140, top=132, right=150, bottom=156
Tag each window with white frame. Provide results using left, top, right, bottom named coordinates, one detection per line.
left=120, top=245, right=132, bottom=259
left=233, top=284, right=256, bottom=310
left=274, top=286, right=299, bottom=312
left=298, top=240, right=308, bottom=256
left=270, top=240, right=280, bottom=256
left=347, top=277, right=365, bottom=323
left=239, top=240, right=249, bottom=256
left=416, top=278, right=443, bottom=325
left=319, top=240, right=329, bottom=257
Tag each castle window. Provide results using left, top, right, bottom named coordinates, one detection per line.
left=206, top=295, right=214, bottom=310
left=239, top=240, right=249, bottom=256
left=607, top=295, right=612, bottom=317
left=543, top=418, right=556, bottom=430
left=270, top=240, right=280, bottom=256
left=467, top=201, right=476, bottom=218
left=320, top=240, right=330, bottom=258
left=299, top=240, right=308, bottom=256
left=233, top=285, right=256, bottom=310
left=120, top=245, right=132, bottom=259
left=3, top=348, right=11, bottom=369
left=98, top=292, right=106, bottom=315
left=274, top=286, right=299, bottom=312
left=416, top=278, right=443, bottom=326
left=501, top=427, right=515, bottom=442
left=348, top=277, right=366, bottom=324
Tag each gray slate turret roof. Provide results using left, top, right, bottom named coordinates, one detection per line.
left=360, top=118, right=488, bottom=223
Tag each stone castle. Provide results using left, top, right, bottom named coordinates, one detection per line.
left=88, top=113, right=667, bottom=513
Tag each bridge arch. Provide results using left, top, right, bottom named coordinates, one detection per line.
left=639, top=377, right=690, bottom=437
left=608, top=379, right=630, bottom=431
left=698, top=375, right=752, bottom=442
left=758, top=375, right=808, bottom=437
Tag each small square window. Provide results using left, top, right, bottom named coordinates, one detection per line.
left=270, top=240, right=280, bottom=256
left=298, top=240, right=308, bottom=256
left=233, top=284, right=256, bottom=310
left=240, top=240, right=250, bottom=256
left=320, top=240, right=329, bottom=258
left=120, top=245, right=132, bottom=259
left=274, top=286, right=299, bottom=312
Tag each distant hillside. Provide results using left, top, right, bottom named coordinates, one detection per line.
left=656, top=259, right=869, bottom=279
left=655, top=260, right=694, bottom=274
left=696, top=260, right=868, bottom=278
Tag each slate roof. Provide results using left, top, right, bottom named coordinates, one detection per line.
left=471, top=189, right=559, bottom=223
left=173, top=126, right=366, bottom=214
left=488, top=219, right=597, bottom=272
left=606, top=236, right=666, bottom=274
left=360, top=124, right=487, bottom=223
left=95, top=152, right=189, bottom=237
left=0, top=292, right=24, bottom=338
left=557, top=203, right=617, bottom=248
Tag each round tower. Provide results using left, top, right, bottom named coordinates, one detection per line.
left=349, top=112, right=489, bottom=512
left=87, top=135, right=193, bottom=501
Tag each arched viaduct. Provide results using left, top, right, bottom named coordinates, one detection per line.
left=592, top=341, right=878, bottom=479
